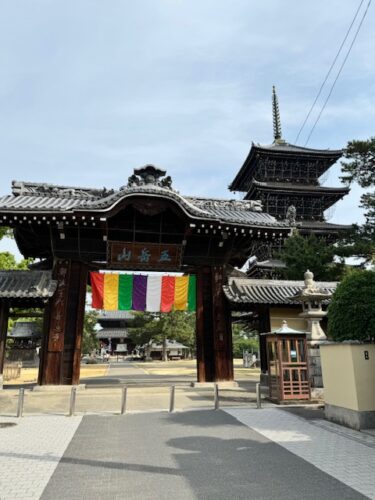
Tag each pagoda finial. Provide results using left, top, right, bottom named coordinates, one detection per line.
left=272, top=86, right=282, bottom=142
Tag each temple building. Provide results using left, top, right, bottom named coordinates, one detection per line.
left=96, top=310, right=136, bottom=355
left=229, top=87, right=349, bottom=240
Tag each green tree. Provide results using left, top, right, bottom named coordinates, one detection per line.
left=127, top=311, right=196, bottom=360
left=328, top=270, right=375, bottom=342
left=0, top=227, right=33, bottom=270
left=82, top=309, right=99, bottom=355
left=0, top=251, right=32, bottom=270
left=339, top=137, right=375, bottom=264
left=278, top=231, right=345, bottom=281
left=231, top=323, right=259, bottom=358
left=335, top=224, right=375, bottom=265
left=341, top=137, right=375, bottom=224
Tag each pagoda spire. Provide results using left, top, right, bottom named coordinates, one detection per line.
left=272, top=86, right=283, bottom=143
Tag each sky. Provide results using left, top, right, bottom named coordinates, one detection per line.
left=0, top=1, right=374, bottom=258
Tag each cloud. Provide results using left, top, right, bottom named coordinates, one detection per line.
left=0, top=0, right=373, bottom=228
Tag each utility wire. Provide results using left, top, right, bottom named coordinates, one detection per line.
left=295, top=0, right=365, bottom=144
left=304, top=0, right=372, bottom=146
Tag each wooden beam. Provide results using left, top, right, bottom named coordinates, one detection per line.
left=0, top=302, right=10, bottom=388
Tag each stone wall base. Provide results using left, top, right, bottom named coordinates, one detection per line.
left=325, top=403, right=375, bottom=430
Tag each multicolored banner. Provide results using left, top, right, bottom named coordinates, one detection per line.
left=90, top=272, right=196, bottom=312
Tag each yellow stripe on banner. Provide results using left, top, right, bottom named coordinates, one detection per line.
left=174, top=276, right=189, bottom=311
left=103, top=274, right=119, bottom=310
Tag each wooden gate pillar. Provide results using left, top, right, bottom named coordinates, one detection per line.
left=0, top=302, right=9, bottom=389
left=258, top=304, right=271, bottom=373
left=196, top=266, right=234, bottom=382
left=38, top=259, right=88, bottom=385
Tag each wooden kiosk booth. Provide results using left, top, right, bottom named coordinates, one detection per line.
left=264, top=321, right=310, bottom=402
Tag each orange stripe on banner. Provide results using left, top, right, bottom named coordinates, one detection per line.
left=91, top=272, right=104, bottom=309
left=103, top=274, right=119, bottom=310
left=174, top=276, right=189, bottom=310
left=160, top=276, right=175, bottom=313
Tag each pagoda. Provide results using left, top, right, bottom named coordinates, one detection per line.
left=229, top=87, right=349, bottom=239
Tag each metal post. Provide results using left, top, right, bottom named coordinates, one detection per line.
left=214, top=383, right=219, bottom=410
left=256, top=382, right=262, bottom=409
left=169, top=385, right=175, bottom=413
left=69, top=386, right=77, bottom=416
left=16, top=388, right=25, bottom=418
left=120, top=386, right=128, bottom=415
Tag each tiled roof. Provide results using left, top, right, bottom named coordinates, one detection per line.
left=98, top=310, right=137, bottom=320
left=9, top=321, right=42, bottom=338
left=0, top=180, right=290, bottom=229
left=250, top=180, right=350, bottom=195
left=148, top=340, right=189, bottom=350
left=96, top=328, right=129, bottom=339
left=299, top=221, right=352, bottom=231
left=0, top=270, right=57, bottom=300
left=254, top=142, right=342, bottom=156
left=229, top=142, right=343, bottom=192
left=223, top=277, right=337, bottom=305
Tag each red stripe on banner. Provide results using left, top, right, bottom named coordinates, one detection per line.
left=91, top=272, right=104, bottom=309
left=160, top=276, right=175, bottom=312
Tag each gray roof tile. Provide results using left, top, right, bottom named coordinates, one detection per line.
left=0, top=181, right=290, bottom=229
left=223, top=277, right=337, bottom=305
left=98, top=310, right=137, bottom=320
left=0, top=270, right=57, bottom=299
left=96, top=328, right=129, bottom=339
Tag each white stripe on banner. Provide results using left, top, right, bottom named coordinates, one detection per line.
left=146, top=275, right=162, bottom=312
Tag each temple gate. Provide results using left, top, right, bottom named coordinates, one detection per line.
left=0, top=165, right=290, bottom=385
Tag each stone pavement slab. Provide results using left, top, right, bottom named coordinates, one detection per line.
left=41, top=410, right=365, bottom=500
left=226, top=407, right=375, bottom=500
left=0, top=416, right=82, bottom=500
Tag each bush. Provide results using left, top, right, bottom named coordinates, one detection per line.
left=328, top=270, right=375, bottom=342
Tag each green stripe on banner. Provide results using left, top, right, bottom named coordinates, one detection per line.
left=187, top=275, right=196, bottom=311
left=118, top=274, right=133, bottom=310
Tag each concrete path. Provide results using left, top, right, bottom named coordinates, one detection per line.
left=81, top=360, right=197, bottom=387
left=4, top=409, right=365, bottom=500
left=227, top=408, right=375, bottom=499
left=2, top=406, right=374, bottom=499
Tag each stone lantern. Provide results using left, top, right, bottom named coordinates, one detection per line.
left=289, top=270, right=332, bottom=397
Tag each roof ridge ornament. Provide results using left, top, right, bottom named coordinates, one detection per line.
left=126, top=164, right=173, bottom=190
left=272, top=86, right=285, bottom=145
left=11, top=180, right=113, bottom=199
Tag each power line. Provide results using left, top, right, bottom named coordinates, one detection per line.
left=295, top=0, right=365, bottom=144
left=304, top=0, right=372, bottom=146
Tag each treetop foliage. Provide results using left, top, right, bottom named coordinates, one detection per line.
left=278, top=230, right=345, bottom=281
left=341, top=137, right=375, bottom=188
left=341, top=137, right=375, bottom=226
left=127, top=310, right=196, bottom=351
left=0, top=251, right=32, bottom=270
left=328, top=270, right=375, bottom=342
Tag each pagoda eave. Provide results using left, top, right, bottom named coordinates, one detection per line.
left=229, top=144, right=343, bottom=193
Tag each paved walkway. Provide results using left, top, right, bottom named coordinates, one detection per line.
left=227, top=408, right=375, bottom=499
left=1, top=408, right=374, bottom=499
left=0, top=416, right=82, bottom=500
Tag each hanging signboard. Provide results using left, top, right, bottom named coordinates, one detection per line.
left=107, top=241, right=183, bottom=270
